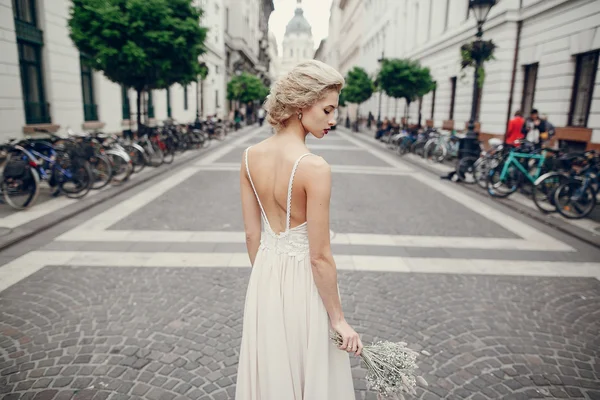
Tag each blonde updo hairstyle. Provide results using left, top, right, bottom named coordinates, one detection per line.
left=264, top=60, right=344, bottom=131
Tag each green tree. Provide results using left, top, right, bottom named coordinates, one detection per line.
left=344, top=67, right=374, bottom=131
left=68, top=0, right=208, bottom=126
left=227, top=73, right=269, bottom=104
left=377, top=59, right=435, bottom=125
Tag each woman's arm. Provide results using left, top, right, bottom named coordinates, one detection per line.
left=303, top=157, right=363, bottom=355
left=304, top=158, right=344, bottom=324
left=240, top=161, right=262, bottom=266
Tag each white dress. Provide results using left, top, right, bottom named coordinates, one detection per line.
left=235, top=147, right=355, bottom=399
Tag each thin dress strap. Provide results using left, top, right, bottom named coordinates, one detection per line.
left=286, top=153, right=314, bottom=231
left=244, top=147, right=270, bottom=228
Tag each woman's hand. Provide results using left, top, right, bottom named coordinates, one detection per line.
left=332, top=319, right=363, bottom=356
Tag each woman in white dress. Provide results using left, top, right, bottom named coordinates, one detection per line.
left=236, top=60, right=363, bottom=399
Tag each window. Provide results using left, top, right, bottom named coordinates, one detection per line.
left=18, top=42, right=49, bottom=124
left=184, top=85, right=188, bottom=110
left=80, top=55, right=97, bottom=121
left=444, top=0, right=451, bottom=31
left=216, top=65, right=219, bottom=74
left=569, top=51, right=599, bottom=127
left=449, top=76, right=457, bottom=120
left=121, top=86, right=130, bottom=120
left=166, top=87, right=172, bottom=118
left=12, top=0, right=37, bottom=25
left=14, top=0, right=49, bottom=124
left=290, top=49, right=293, bottom=57
left=521, top=63, right=538, bottom=117
left=215, top=90, right=220, bottom=108
left=431, top=83, right=436, bottom=119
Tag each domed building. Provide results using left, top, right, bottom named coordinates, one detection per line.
left=278, top=0, right=314, bottom=79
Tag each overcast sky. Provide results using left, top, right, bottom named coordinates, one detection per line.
left=268, top=0, right=333, bottom=55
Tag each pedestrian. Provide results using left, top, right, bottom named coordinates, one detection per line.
left=540, top=114, right=555, bottom=146
left=367, top=111, right=374, bottom=129
left=521, top=108, right=547, bottom=149
left=505, top=110, right=525, bottom=146
left=375, top=117, right=389, bottom=140
left=236, top=60, right=359, bottom=399
left=257, top=107, right=266, bottom=127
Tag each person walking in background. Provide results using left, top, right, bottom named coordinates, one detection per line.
left=505, top=110, right=525, bottom=146
left=375, top=117, right=390, bottom=140
left=257, top=107, right=266, bottom=127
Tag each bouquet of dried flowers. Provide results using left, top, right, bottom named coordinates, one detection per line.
left=331, top=332, right=428, bottom=399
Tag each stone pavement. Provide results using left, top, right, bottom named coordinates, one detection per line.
left=1, top=125, right=599, bottom=400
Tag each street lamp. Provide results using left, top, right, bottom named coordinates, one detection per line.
left=463, top=0, right=496, bottom=153
left=376, top=51, right=385, bottom=125
left=470, top=0, right=496, bottom=37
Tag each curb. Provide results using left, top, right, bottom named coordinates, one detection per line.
left=0, top=126, right=257, bottom=252
left=339, top=127, right=600, bottom=250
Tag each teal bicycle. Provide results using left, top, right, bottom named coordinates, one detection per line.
left=487, top=142, right=557, bottom=198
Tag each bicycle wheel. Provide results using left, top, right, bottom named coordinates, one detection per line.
left=2, top=157, right=40, bottom=210
left=146, top=143, right=164, bottom=167
left=162, top=139, right=175, bottom=164
left=425, top=143, right=446, bottom=163
left=126, top=145, right=147, bottom=174
left=107, top=151, right=132, bottom=186
left=214, top=129, right=225, bottom=141
left=90, top=155, right=112, bottom=190
left=554, top=179, right=597, bottom=219
left=475, top=158, right=491, bottom=189
left=58, top=159, right=93, bottom=199
left=532, top=172, right=569, bottom=213
left=487, top=162, right=520, bottom=198
left=456, top=156, right=478, bottom=184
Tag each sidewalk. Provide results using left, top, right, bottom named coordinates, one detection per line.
left=0, top=125, right=258, bottom=253
left=340, top=126, right=600, bottom=249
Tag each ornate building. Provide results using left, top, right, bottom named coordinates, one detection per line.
left=278, top=0, right=314, bottom=79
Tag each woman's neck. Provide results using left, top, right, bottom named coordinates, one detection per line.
left=275, top=118, right=309, bottom=144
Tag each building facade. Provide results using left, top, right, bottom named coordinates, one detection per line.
left=223, top=0, right=274, bottom=96
left=0, top=0, right=263, bottom=142
left=196, top=0, right=227, bottom=119
left=322, top=0, right=600, bottom=150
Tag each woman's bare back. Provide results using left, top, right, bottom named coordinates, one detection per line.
left=245, top=137, right=317, bottom=234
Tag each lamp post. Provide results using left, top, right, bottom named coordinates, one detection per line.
left=376, top=51, right=385, bottom=125
left=195, top=77, right=201, bottom=127
left=462, top=0, right=496, bottom=157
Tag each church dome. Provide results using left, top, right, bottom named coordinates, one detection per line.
left=285, top=7, right=312, bottom=36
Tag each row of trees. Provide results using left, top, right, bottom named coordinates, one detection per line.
left=69, top=0, right=270, bottom=125
left=226, top=73, right=270, bottom=105
left=69, top=0, right=208, bottom=126
left=342, top=59, right=436, bottom=127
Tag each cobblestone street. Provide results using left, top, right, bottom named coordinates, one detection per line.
left=1, top=126, right=600, bottom=400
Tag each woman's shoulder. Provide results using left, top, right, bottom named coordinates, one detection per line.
left=298, top=154, right=329, bottom=179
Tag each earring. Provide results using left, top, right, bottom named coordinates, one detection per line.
left=298, top=113, right=303, bottom=120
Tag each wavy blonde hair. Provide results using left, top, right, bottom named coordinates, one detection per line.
left=264, top=60, right=344, bottom=131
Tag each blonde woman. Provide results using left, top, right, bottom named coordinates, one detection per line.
left=236, top=60, right=360, bottom=399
